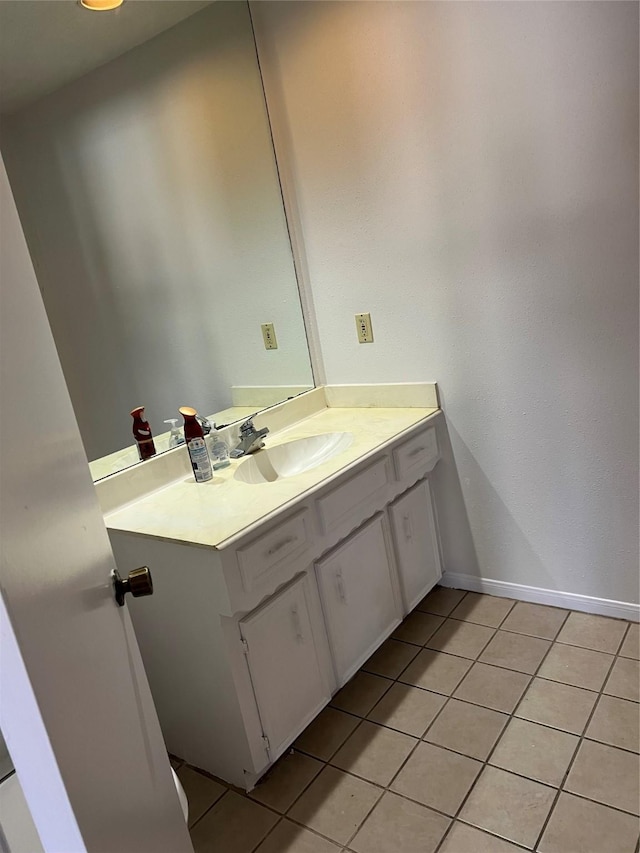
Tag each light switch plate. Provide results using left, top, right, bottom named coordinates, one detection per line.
left=355, top=313, right=374, bottom=343
left=261, top=323, right=278, bottom=350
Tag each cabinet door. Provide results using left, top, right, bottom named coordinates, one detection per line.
left=240, top=575, right=330, bottom=762
left=389, top=479, right=442, bottom=613
left=316, top=514, right=402, bottom=685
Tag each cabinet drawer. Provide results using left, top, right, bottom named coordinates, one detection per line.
left=317, top=456, right=391, bottom=537
left=393, top=426, right=439, bottom=482
left=236, top=510, right=311, bottom=593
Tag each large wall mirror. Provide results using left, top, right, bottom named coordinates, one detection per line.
left=0, top=0, right=313, bottom=480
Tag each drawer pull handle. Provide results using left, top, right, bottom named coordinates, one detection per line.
left=403, top=515, right=413, bottom=540
left=335, top=569, right=347, bottom=604
left=291, top=606, right=304, bottom=642
left=408, top=446, right=426, bottom=458
left=266, top=535, right=295, bottom=557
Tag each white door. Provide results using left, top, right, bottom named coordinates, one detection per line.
left=0, top=157, right=192, bottom=852
left=389, top=479, right=443, bottom=613
left=316, top=514, right=402, bottom=685
left=240, top=575, right=330, bottom=762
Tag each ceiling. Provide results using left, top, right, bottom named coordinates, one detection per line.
left=0, top=0, right=213, bottom=115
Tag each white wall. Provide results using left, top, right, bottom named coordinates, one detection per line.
left=1, top=1, right=311, bottom=461
left=253, top=1, right=639, bottom=604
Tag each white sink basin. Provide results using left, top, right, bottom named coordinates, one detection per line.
left=234, top=432, right=353, bottom=484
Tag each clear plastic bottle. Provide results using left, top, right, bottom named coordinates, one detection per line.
left=164, top=418, right=185, bottom=448
left=208, top=426, right=230, bottom=470
left=179, top=407, right=213, bottom=482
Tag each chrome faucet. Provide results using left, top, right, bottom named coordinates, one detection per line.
left=196, top=414, right=212, bottom=436
left=230, top=417, right=269, bottom=458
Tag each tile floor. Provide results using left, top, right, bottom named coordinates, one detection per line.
left=174, top=587, right=640, bottom=853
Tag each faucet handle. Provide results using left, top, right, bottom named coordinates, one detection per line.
left=197, top=415, right=212, bottom=435
left=239, top=417, right=255, bottom=435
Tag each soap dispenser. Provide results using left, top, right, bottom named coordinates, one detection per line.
left=179, top=407, right=213, bottom=483
left=164, top=418, right=185, bottom=448
left=130, top=406, right=156, bottom=461
left=208, top=425, right=230, bottom=470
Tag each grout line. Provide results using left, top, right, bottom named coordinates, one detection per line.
left=543, top=786, right=640, bottom=819
left=331, top=595, right=474, bottom=848
left=338, top=602, right=523, bottom=848
left=436, top=819, right=536, bottom=853
left=188, top=788, right=231, bottom=832
left=530, top=627, right=625, bottom=851
left=247, top=815, right=283, bottom=853
left=431, top=609, right=571, bottom=853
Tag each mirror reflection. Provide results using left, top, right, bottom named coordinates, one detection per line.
left=0, top=1, right=313, bottom=480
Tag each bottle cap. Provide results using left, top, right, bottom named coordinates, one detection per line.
left=164, top=419, right=179, bottom=428
left=130, top=406, right=145, bottom=418
left=179, top=406, right=197, bottom=418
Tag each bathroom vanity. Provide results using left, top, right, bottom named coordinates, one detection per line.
left=100, top=385, right=443, bottom=789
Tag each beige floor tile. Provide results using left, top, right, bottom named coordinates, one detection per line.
left=391, top=741, right=482, bottom=816
left=254, top=820, right=341, bottom=853
left=604, top=656, right=640, bottom=702
left=249, top=752, right=323, bottom=813
left=361, top=638, right=419, bottom=679
left=416, top=586, right=467, bottom=616
left=453, top=662, right=530, bottom=713
left=367, top=682, right=446, bottom=737
left=514, top=677, right=598, bottom=734
left=620, top=622, right=640, bottom=659
left=479, top=630, right=551, bottom=674
left=439, top=822, right=526, bottom=853
left=177, top=765, right=226, bottom=827
left=331, top=720, right=417, bottom=786
left=565, top=739, right=640, bottom=815
left=499, top=601, right=568, bottom=640
left=288, top=766, right=381, bottom=845
left=294, top=708, right=359, bottom=761
left=330, top=672, right=391, bottom=717
left=557, top=611, right=627, bottom=653
left=449, top=592, right=515, bottom=628
left=459, top=766, right=555, bottom=848
left=190, top=792, right=278, bottom=853
left=350, top=791, right=450, bottom=853
left=537, top=643, right=613, bottom=691
left=538, top=792, right=640, bottom=853
left=586, top=694, right=640, bottom=752
left=392, top=611, right=444, bottom=645
left=424, top=698, right=508, bottom=760
left=425, top=619, right=495, bottom=659
left=399, top=649, right=472, bottom=695
left=489, top=717, right=578, bottom=786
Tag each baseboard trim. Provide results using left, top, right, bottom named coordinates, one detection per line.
left=439, top=572, right=640, bottom=623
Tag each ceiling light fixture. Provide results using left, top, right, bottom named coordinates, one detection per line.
left=79, top=0, right=124, bottom=10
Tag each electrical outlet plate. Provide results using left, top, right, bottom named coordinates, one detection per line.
left=355, top=312, right=374, bottom=343
left=261, top=322, right=278, bottom=350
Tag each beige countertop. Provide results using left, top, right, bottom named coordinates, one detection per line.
left=104, top=404, right=439, bottom=550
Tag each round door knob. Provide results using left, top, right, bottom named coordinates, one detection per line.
left=112, top=566, right=153, bottom=607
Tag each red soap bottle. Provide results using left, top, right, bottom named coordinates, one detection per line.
left=130, top=406, right=156, bottom=461
left=179, top=407, right=213, bottom=483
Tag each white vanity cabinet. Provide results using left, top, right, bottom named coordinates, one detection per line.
left=316, top=514, right=402, bottom=685
left=389, top=479, right=442, bottom=612
left=239, top=574, right=331, bottom=761
left=112, top=414, right=443, bottom=790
